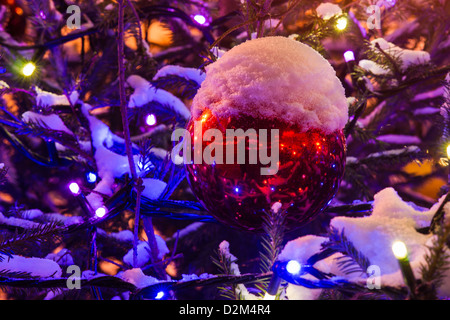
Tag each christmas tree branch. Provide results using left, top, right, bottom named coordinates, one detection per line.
left=259, top=206, right=286, bottom=275
left=0, top=164, right=7, bottom=185
left=0, top=221, right=65, bottom=261
left=420, top=221, right=450, bottom=294
left=0, top=269, right=36, bottom=279
left=0, top=28, right=99, bottom=51
left=0, top=275, right=136, bottom=292
left=117, top=0, right=138, bottom=182
left=0, top=126, right=73, bottom=167
left=13, top=120, right=95, bottom=163
left=372, top=65, right=450, bottom=97
left=126, top=0, right=143, bottom=49
left=322, top=227, right=372, bottom=276
left=118, top=0, right=141, bottom=269
left=346, top=146, right=423, bottom=169
left=344, top=91, right=369, bottom=138
left=429, top=192, right=450, bottom=233
left=134, top=273, right=272, bottom=300
left=211, top=247, right=241, bottom=300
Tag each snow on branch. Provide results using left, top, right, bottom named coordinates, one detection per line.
left=280, top=188, right=450, bottom=299
left=0, top=255, right=62, bottom=278
left=376, top=135, right=421, bottom=145
left=345, top=146, right=422, bottom=169
left=34, top=87, right=79, bottom=108
left=153, top=65, right=206, bottom=87
left=126, top=75, right=190, bottom=120
left=21, top=111, right=73, bottom=135
left=370, top=38, right=431, bottom=73
left=365, top=146, right=421, bottom=160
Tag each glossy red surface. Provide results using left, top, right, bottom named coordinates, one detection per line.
left=185, top=110, right=346, bottom=232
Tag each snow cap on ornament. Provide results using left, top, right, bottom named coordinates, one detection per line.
left=192, top=36, right=348, bottom=134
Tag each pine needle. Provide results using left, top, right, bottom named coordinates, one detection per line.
left=322, top=227, right=371, bottom=276
left=0, top=221, right=65, bottom=261
left=420, top=223, right=450, bottom=292
left=211, top=248, right=240, bottom=300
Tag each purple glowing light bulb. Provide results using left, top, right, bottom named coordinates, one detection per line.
left=69, top=182, right=81, bottom=195
left=95, top=206, right=107, bottom=218
left=146, top=114, right=157, bottom=126
left=193, top=14, right=207, bottom=25
left=344, top=50, right=355, bottom=62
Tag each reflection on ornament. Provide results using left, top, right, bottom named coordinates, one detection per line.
left=185, top=113, right=346, bottom=232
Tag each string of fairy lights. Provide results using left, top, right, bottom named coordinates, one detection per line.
left=67, top=174, right=418, bottom=299
left=261, top=240, right=416, bottom=300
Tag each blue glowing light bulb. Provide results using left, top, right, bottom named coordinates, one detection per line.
left=155, top=291, right=165, bottom=300
left=86, top=172, right=97, bottom=183
left=286, top=260, right=301, bottom=275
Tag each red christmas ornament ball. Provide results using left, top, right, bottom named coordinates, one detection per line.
left=185, top=110, right=346, bottom=232
left=185, top=36, right=348, bottom=232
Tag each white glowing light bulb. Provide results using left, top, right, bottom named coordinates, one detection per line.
left=392, top=241, right=408, bottom=260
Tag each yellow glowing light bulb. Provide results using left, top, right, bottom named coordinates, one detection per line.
left=392, top=241, right=408, bottom=260
left=335, top=16, right=348, bottom=31
left=446, top=144, right=450, bottom=159
left=22, top=62, right=36, bottom=77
